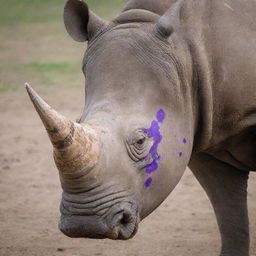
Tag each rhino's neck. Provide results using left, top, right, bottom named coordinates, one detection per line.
left=177, top=0, right=220, bottom=153
left=188, top=40, right=214, bottom=153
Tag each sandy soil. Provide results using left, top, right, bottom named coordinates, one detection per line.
left=0, top=87, right=255, bottom=256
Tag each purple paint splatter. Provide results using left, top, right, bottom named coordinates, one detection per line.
left=179, top=138, right=187, bottom=157
left=146, top=155, right=161, bottom=174
left=145, top=177, right=153, bottom=188
left=156, top=109, right=165, bottom=123
left=143, top=109, right=165, bottom=188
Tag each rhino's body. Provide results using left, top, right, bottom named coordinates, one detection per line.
left=26, top=0, right=256, bottom=255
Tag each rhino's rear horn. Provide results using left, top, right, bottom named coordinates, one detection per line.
left=25, top=83, right=100, bottom=176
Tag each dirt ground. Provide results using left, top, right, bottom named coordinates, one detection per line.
left=0, top=1, right=255, bottom=255
left=0, top=88, right=255, bottom=256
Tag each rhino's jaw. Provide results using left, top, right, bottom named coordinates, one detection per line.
left=59, top=196, right=140, bottom=240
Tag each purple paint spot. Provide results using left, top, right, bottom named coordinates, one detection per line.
left=146, top=155, right=160, bottom=174
left=178, top=138, right=187, bottom=158
left=156, top=109, right=165, bottom=123
left=143, top=155, right=150, bottom=162
left=145, top=177, right=153, bottom=188
left=144, top=121, right=159, bottom=138
left=143, top=109, right=166, bottom=187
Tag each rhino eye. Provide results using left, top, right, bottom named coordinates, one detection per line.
left=136, top=137, right=145, bottom=145
left=126, top=130, right=150, bottom=162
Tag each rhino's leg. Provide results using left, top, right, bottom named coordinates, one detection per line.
left=189, top=152, right=250, bottom=256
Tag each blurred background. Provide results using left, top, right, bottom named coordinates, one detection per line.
left=0, top=0, right=126, bottom=93
left=0, top=1, right=255, bottom=256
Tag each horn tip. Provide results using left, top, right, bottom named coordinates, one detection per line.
left=25, top=82, right=30, bottom=89
left=25, top=82, right=33, bottom=96
left=25, top=82, right=37, bottom=103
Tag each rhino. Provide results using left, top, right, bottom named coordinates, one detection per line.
left=25, top=0, right=256, bottom=255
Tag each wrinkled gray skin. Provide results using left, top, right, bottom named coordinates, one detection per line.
left=51, top=0, right=256, bottom=255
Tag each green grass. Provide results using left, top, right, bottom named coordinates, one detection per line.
left=0, top=61, right=82, bottom=92
left=0, top=0, right=128, bottom=93
left=27, top=61, right=79, bottom=74
left=87, top=0, right=127, bottom=19
left=0, top=0, right=127, bottom=26
left=0, top=83, right=16, bottom=93
left=24, top=61, right=82, bottom=85
left=0, top=0, right=61, bottom=26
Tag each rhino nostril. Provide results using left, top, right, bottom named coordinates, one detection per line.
left=120, top=211, right=132, bottom=225
left=110, top=210, right=132, bottom=230
left=107, top=204, right=138, bottom=240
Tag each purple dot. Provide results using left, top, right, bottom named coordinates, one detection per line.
left=156, top=109, right=165, bottom=123
left=179, top=152, right=183, bottom=157
left=145, top=177, right=153, bottom=188
left=182, top=138, right=187, bottom=144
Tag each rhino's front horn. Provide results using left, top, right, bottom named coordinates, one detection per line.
left=25, top=83, right=100, bottom=180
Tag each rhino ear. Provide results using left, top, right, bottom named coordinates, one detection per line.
left=64, top=0, right=107, bottom=42
left=155, top=2, right=182, bottom=39
left=155, top=15, right=174, bottom=38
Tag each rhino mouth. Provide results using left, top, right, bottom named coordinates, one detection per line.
left=59, top=201, right=140, bottom=240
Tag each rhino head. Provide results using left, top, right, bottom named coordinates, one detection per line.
left=26, top=0, right=196, bottom=240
